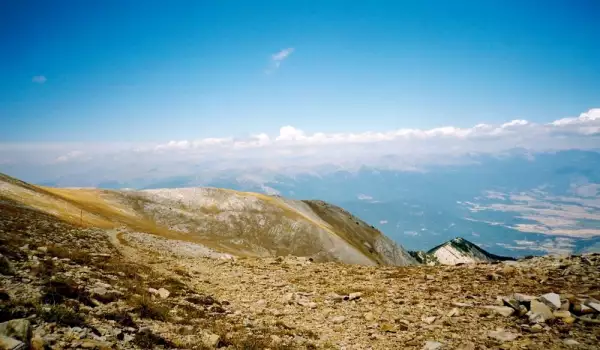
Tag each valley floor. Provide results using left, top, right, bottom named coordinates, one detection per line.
left=1, top=200, right=599, bottom=349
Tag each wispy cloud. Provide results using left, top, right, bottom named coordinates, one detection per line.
left=32, top=75, right=47, bottom=84
left=55, top=150, right=84, bottom=163
left=266, top=48, right=294, bottom=73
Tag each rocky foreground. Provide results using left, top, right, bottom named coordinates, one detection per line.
left=1, top=200, right=600, bottom=349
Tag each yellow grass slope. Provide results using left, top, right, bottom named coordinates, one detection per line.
left=0, top=173, right=416, bottom=265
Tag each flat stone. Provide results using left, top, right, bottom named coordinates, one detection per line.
left=502, top=298, right=520, bottom=311
left=488, top=330, right=520, bottom=342
left=451, top=302, right=473, bottom=307
left=202, top=332, right=220, bottom=348
left=484, top=306, right=515, bottom=317
left=563, top=339, right=580, bottom=346
left=584, top=299, right=600, bottom=312
left=530, top=324, right=543, bottom=333
left=530, top=300, right=554, bottom=323
left=540, top=293, right=561, bottom=310
left=0, top=319, right=30, bottom=343
left=513, top=293, right=536, bottom=303
left=423, top=341, right=443, bottom=350
left=0, top=335, right=26, bottom=350
left=379, top=323, right=396, bottom=333
left=421, top=316, right=437, bottom=325
left=446, top=308, right=460, bottom=317
left=553, top=310, right=571, bottom=318
left=364, top=312, right=374, bottom=321
left=79, top=340, right=112, bottom=349
left=331, top=316, right=346, bottom=324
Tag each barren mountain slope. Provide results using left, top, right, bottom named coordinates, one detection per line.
left=1, top=193, right=599, bottom=349
left=0, top=173, right=416, bottom=266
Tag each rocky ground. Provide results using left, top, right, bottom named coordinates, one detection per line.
left=1, top=199, right=600, bottom=349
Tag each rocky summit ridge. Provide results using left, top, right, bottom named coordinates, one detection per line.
left=410, top=237, right=514, bottom=266
left=1, top=173, right=600, bottom=349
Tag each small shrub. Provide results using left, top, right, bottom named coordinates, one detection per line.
left=186, top=295, right=217, bottom=306
left=102, top=310, right=137, bottom=328
left=41, top=277, right=95, bottom=307
left=47, top=245, right=93, bottom=265
left=130, top=294, right=170, bottom=321
left=0, top=255, right=13, bottom=276
left=133, top=328, right=175, bottom=348
left=39, top=304, right=86, bottom=327
left=0, top=299, right=37, bottom=322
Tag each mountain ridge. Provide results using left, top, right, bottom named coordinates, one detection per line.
left=0, top=172, right=417, bottom=266
left=410, top=237, right=514, bottom=265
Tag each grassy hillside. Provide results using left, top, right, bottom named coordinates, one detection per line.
left=0, top=173, right=416, bottom=265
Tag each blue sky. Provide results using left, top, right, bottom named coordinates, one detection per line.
left=1, top=0, right=599, bottom=143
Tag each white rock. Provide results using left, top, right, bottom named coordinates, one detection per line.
left=484, top=306, right=514, bottom=317
left=202, top=332, right=220, bottom=348
left=423, top=341, right=443, bottom=350
left=421, top=316, right=437, bottom=325
left=530, top=300, right=554, bottom=323
left=584, top=299, right=600, bottom=313
left=331, top=316, right=346, bottom=324
left=488, top=330, right=520, bottom=342
left=540, top=293, right=561, bottom=310
left=446, top=308, right=460, bottom=317
left=563, top=339, right=580, bottom=346
left=157, top=288, right=170, bottom=299
left=348, top=292, right=362, bottom=301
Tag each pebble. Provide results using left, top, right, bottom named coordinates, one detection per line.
left=331, top=316, right=346, bottom=324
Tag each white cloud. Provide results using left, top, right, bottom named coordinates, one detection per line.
left=379, top=220, right=388, bottom=224
left=3, top=108, right=600, bottom=185
left=32, top=75, right=47, bottom=84
left=55, top=151, right=84, bottom=163
left=266, top=48, right=294, bottom=73
left=357, top=194, right=373, bottom=201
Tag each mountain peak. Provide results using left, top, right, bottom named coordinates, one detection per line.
left=410, top=237, right=513, bottom=266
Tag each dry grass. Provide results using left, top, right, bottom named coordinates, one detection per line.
left=41, top=277, right=96, bottom=307
left=129, top=293, right=170, bottom=321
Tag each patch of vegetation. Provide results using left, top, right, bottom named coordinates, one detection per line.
left=0, top=255, right=13, bottom=276
left=39, top=304, right=87, bottom=327
left=186, top=295, right=217, bottom=306
left=41, top=277, right=95, bottom=307
left=102, top=310, right=138, bottom=328
left=130, top=294, right=170, bottom=321
left=133, top=328, right=176, bottom=348
left=147, top=276, right=187, bottom=296
left=0, top=238, right=27, bottom=262
left=0, top=299, right=37, bottom=322
left=176, top=303, right=206, bottom=322
left=47, top=245, right=94, bottom=265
